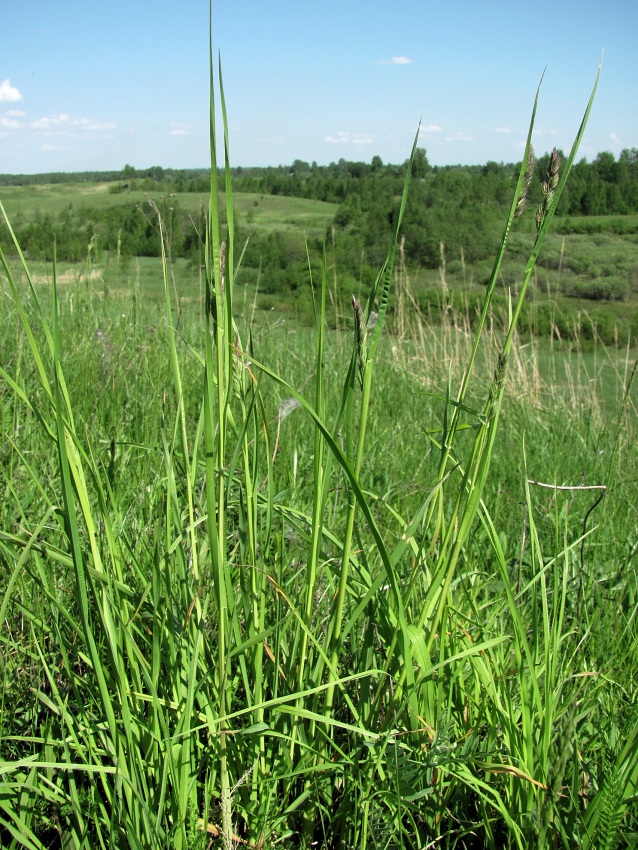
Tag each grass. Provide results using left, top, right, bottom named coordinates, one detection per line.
left=233, top=193, right=339, bottom=233
left=1, top=42, right=638, bottom=850
left=0, top=183, right=337, bottom=236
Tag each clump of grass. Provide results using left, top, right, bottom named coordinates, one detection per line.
left=2, top=34, right=637, bottom=850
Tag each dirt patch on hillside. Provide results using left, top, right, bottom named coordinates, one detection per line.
left=32, top=268, right=104, bottom=285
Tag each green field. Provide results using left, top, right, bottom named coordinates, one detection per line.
left=2, top=177, right=638, bottom=349
left=0, top=182, right=338, bottom=234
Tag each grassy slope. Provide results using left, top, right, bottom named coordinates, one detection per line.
left=1, top=279, right=636, bottom=847
left=2, top=180, right=637, bottom=348
left=0, top=182, right=338, bottom=234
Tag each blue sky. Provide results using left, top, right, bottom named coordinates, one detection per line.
left=1, top=0, right=636, bottom=174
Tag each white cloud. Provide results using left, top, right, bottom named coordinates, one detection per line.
left=30, top=114, right=115, bottom=134
left=73, top=118, right=116, bottom=131
left=495, top=127, right=510, bottom=134
left=168, top=122, right=191, bottom=136
left=6, top=109, right=26, bottom=117
left=378, top=56, right=413, bottom=65
left=351, top=134, right=374, bottom=145
left=31, top=114, right=71, bottom=130
left=40, top=143, right=66, bottom=152
left=0, top=79, right=23, bottom=103
left=419, top=124, right=442, bottom=134
left=324, top=131, right=374, bottom=145
left=0, top=115, right=23, bottom=130
left=445, top=132, right=475, bottom=142
left=611, top=132, right=621, bottom=146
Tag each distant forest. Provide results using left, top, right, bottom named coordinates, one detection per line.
left=2, top=149, right=638, bottom=296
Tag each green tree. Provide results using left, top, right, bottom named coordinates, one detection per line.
left=411, top=147, right=430, bottom=179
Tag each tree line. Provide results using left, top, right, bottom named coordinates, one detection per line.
left=2, top=147, right=638, bottom=216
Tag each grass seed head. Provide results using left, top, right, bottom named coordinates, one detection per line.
left=515, top=145, right=535, bottom=219
left=536, top=148, right=561, bottom=232
left=547, top=147, right=561, bottom=193
left=487, top=351, right=509, bottom=420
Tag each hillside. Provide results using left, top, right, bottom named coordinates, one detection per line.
left=2, top=150, right=638, bottom=345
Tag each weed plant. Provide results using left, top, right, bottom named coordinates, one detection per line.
left=1, top=38, right=637, bottom=850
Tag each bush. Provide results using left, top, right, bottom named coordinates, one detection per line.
left=564, top=274, right=629, bottom=301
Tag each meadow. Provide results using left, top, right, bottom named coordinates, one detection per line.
left=0, top=184, right=338, bottom=236
left=1, top=61, right=638, bottom=850
left=2, top=176, right=638, bottom=346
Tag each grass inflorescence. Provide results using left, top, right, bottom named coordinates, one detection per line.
left=1, top=36, right=637, bottom=850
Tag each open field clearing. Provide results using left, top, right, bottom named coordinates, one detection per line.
left=0, top=183, right=338, bottom=236
left=1, top=180, right=637, bottom=349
